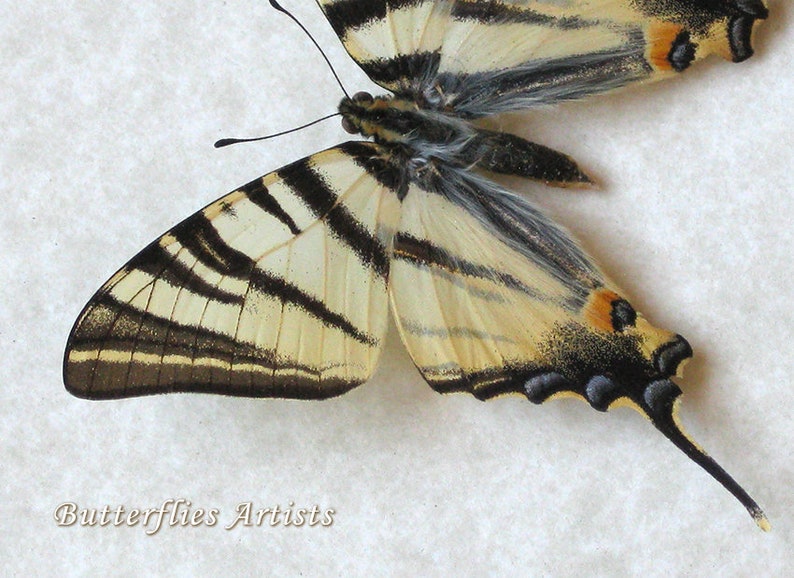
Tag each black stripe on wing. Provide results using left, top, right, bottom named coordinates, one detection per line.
left=66, top=294, right=359, bottom=400
left=338, top=141, right=406, bottom=195
left=416, top=166, right=600, bottom=306
left=393, top=232, right=546, bottom=301
left=450, top=1, right=588, bottom=29
left=239, top=178, right=302, bottom=235
left=358, top=51, right=441, bottom=92
left=171, top=213, right=253, bottom=276
left=128, top=241, right=242, bottom=305
left=70, top=294, right=270, bottom=363
left=441, top=45, right=652, bottom=114
left=278, top=156, right=391, bottom=278
left=321, top=0, right=423, bottom=38
left=323, top=0, right=590, bottom=40
left=250, top=271, right=378, bottom=346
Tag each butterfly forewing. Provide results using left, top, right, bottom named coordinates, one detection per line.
left=64, top=143, right=402, bottom=400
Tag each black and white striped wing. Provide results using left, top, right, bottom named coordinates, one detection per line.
left=317, top=0, right=768, bottom=114
left=388, top=168, right=686, bottom=403
left=64, top=143, right=402, bottom=400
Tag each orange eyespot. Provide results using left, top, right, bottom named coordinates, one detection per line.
left=583, top=289, right=622, bottom=333
left=647, top=22, right=697, bottom=72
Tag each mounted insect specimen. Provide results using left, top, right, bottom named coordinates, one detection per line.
left=64, top=0, right=771, bottom=529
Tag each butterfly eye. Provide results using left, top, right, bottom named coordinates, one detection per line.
left=352, top=91, right=374, bottom=104
left=341, top=117, right=358, bottom=135
left=735, top=0, right=769, bottom=19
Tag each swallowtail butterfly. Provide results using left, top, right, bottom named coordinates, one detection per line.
left=64, top=0, right=771, bottom=529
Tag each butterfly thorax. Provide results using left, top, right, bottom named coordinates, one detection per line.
left=339, top=92, right=476, bottom=164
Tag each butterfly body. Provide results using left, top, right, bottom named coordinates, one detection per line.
left=65, top=0, right=770, bottom=529
left=339, top=92, right=594, bottom=186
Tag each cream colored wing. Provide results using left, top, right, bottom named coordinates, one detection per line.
left=64, top=142, right=402, bottom=400
left=388, top=168, right=768, bottom=529
left=387, top=168, right=685, bottom=400
left=316, top=0, right=768, bottom=113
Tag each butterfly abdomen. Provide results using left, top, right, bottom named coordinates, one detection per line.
left=460, top=130, right=594, bottom=187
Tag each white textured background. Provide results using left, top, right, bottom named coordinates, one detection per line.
left=2, top=1, right=793, bottom=575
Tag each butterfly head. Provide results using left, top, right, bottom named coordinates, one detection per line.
left=339, top=91, right=448, bottom=149
left=340, top=91, right=393, bottom=139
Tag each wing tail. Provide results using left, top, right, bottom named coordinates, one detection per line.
left=641, top=380, right=770, bottom=531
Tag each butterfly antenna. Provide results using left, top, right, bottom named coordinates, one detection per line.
left=214, top=112, right=341, bottom=148
left=269, top=0, right=350, bottom=99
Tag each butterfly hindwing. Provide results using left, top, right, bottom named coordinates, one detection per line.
left=64, top=143, right=402, bottom=400
left=384, top=162, right=771, bottom=530
left=388, top=166, right=688, bottom=405
left=317, top=0, right=768, bottom=114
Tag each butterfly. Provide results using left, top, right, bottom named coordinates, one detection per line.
left=64, top=0, right=770, bottom=529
